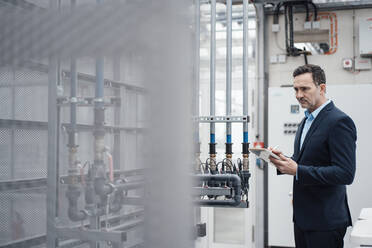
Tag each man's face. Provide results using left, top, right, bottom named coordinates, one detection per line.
left=293, top=72, right=325, bottom=112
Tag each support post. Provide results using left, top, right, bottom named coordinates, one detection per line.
left=255, top=3, right=268, bottom=248
left=46, top=45, right=59, bottom=248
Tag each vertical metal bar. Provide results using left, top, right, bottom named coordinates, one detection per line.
left=56, top=37, right=62, bottom=216
left=46, top=56, right=58, bottom=248
left=210, top=0, right=216, bottom=144
left=11, top=67, right=15, bottom=180
left=70, top=0, right=77, bottom=134
left=226, top=0, right=232, bottom=144
left=194, top=0, right=200, bottom=146
left=47, top=1, right=58, bottom=246
left=112, top=55, right=124, bottom=248
left=113, top=54, right=121, bottom=171
left=91, top=2, right=104, bottom=247
left=194, top=0, right=202, bottom=229
left=91, top=57, right=104, bottom=248
left=255, top=3, right=267, bottom=248
left=71, top=60, right=77, bottom=132
left=95, top=59, right=104, bottom=100
left=135, top=92, right=138, bottom=170
left=243, top=0, right=249, bottom=143
left=10, top=66, right=15, bottom=242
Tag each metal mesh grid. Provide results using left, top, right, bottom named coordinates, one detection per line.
left=0, top=189, right=46, bottom=246
left=14, top=68, right=48, bottom=84
left=104, top=86, right=117, bottom=127
left=14, top=86, right=48, bottom=122
left=0, top=66, right=14, bottom=84
left=121, top=90, right=138, bottom=128
left=0, top=129, right=12, bottom=180
left=0, top=87, right=12, bottom=119
left=137, top=94, right=147, bottom=129
left=14, top=129, right=47, bottom=179
left=120, top=131, right=137, bottom=171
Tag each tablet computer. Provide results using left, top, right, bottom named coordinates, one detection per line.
left=249, top=148, right=282, bottom=163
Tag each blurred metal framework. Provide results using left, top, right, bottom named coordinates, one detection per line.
left=0, top=1, right=146, bottom=248
left=2, top=0, right=372, bottom=247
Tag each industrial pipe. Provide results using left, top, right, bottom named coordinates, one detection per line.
left=225, top=0, right=233, bottom=167
left=109, top=180, right=144, bottom=212
left=209, top=0, right=217, bottom=173
left=242, top=0, right=250, bottom=171
left=66, top=185, right=87, bottom=221
left=92, top=56, right=114, bottom=199
left=65, top=0, right=87, bottom=222
left=193, top=174, right=242, bottom=206
left=89, top=1, right=107, bottom=243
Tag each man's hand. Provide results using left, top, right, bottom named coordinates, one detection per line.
left=268, top=148, right=298, bottom=176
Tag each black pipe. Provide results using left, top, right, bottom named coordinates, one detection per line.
left=304, top=1, right=309, bottom=22
left=209, top=143, right=216, bottom=155
left=225, top=143, right=233, bottom=155
left=309, top=1, right=318, bottom=21
left=303, top=47, right=308, bottom=64
left=289, top=5, right=294, bottom=55
left=66, top=185, right=87, bottom=221
left=110, top=190, right=124, bottom=213
left=94, top=176, right=114, bottom=196
left=193, top=174, right=241, bottom=206
left=85, top=168, right=95, bottom=205
left=242, top=142, right=249, bottom=155
left=284, top=4, right=289, bottom=55
left=109, top=180, right=143, bottom=213
left=273, top=2, right=283, bottom=24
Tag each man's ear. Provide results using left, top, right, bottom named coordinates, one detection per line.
left=319, top=83, right=326, bottom=95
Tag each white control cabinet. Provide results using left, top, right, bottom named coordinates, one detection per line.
left=268, top=85, right=372, bottom=248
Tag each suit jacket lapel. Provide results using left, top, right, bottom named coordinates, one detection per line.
left=294, top=117, right=306, bottom=160
left=297, top=101, right=334, bottom=161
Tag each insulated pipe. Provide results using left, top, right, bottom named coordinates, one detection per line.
left=210, top=0, right=216, bottom=141
left=70, top=0, right=77, bottom=145
left=69, top=0, right=77, bottom=146
left=70, top=60, right=77, bottom=140
left=225, top=0, right=232, bottom=155
left=89, top=2, right=106, bottom=247
left=67, top=59, right=79, bottom=182
left=242, top=0, right=249, bottom=143
left=209, top=0, right=217, bottom=172
left=94, top=57, right=105, bottom=163
left=193, top=174, right=241, bottom=206
left=242, top=0, right=250, bottom=171
left=93, top=58, right=113, bottom=197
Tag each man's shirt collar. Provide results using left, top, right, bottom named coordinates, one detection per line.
left=304, top=99, right=331, bottom=121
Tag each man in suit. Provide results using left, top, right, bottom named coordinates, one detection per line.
left=270, top=64, right=357, bottom=248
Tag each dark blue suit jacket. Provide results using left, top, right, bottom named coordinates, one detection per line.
left=291, top=101, right=357, bottom=231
